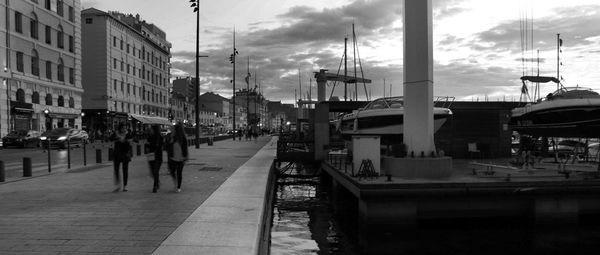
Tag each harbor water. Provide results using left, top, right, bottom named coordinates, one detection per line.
left=268, top=163, right=600, bottom=255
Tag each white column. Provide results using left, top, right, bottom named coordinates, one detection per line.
left=403, top=0, right=435, bottom=155
left=315, top=69, right=327, bottom=102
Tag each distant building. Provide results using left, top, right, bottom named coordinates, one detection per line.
left=198, top=92, right=230, bottom=133
left=169, top=90, right=189, bottom=124
left=80, top=8, right=171, bottom=132
left=268, top=101, right=296, bottom=132
left=0, top=0, right=83, bottom=135
left=172, top=77, right=196, bottom=100
left=233, top=88, right=269, bottom=132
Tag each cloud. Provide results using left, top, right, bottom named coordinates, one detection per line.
left=170, top=0, right=407, bottom=101
left=472, top=4, right=600, bottom=54
left=434, top=62, right=522, bottom=100
left=171, top=1, right=600, bottom=103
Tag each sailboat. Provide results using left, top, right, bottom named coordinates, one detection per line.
left=331, top=24, right=453, bottom=142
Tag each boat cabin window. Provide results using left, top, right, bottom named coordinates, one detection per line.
left=370, top=103, right=384, bottom=109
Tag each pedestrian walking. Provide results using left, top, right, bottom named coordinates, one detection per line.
left=146, top=125, right=163, bottom=193
left=111, top=124, right=133, bottom=192
left=166, top=124, right=188, bottom=193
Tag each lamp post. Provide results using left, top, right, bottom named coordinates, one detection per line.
left=230, top=29, right=238, bottom=140
left=190, top=0, right=201, bottom=148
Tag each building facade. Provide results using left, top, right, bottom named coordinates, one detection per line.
left=268, top=101, right=296, bottom=132
left=198, top=91, right=230, bottom=132
left=81, top=8, right=171, bottom=133
left=169, top=90, right=192, bottom=125
left=1, top=0, right=83, bottom=136
left=233, top=88, right=270, bottom=133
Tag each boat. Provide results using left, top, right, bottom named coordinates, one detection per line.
left=509, top=79, right=600, bottom=138
left=335, top=96, right=453, bottom=142
left=509, top=31, right=600, bottom=138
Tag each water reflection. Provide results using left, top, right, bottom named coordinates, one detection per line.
left=270, top=163, right=600, bottom=255
left=270, top=163, right=359, bottom=255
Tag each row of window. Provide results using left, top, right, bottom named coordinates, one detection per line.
left=15, top=89, right=76, bottom=108
left=111, top=79, right=167, bottom=104
left=15, top=51, right=75, bottom=84
left=107, top=101, right=169, bottom=117
left=112, top=36, right=168, bottom=71
left=14, top=11, right=75, bottom=53
left=112, top=58, right=167, bottom=87
left=34, top=0, right=76, bottom=22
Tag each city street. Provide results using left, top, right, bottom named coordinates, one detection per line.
left=0, top=136, right=271, bottom=254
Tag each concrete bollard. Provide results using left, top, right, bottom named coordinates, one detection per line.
left=23, top=157, right=32, bottom=177
left=0, top=161, right=5, bottom=182
left=96, top=149, right=102, bottom=163
left=136, top=144, right=141, bottom=156
left=108, top=148, right=114, bottom=161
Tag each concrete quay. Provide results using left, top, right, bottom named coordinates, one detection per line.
left=0, top=136, right=276, bottom=255
left=323, top=155, right=600, bottom=231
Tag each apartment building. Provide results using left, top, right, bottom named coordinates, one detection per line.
left=1, top=0, right=83, bottom=136
left=81, top=8, right=171, bottom=133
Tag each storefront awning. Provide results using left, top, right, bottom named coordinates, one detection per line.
left=49, top=113, right=80, bottom=119
left=130, top=114, right=172, bottom=125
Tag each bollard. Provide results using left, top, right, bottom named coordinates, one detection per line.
left=108, top=148, right=114, bottom=161
left=96, top=149, right=102, bottom=163
left=23, top=157, right=32, bottom=177
left=47, top=139, right=51, bottom=173
left=0, top=161, right=5, bottom=182
left=83, top=141, right=87, bottom=166
left=136, top=144, right=141, bottom=156
left=208, top=136, right=213, bottom=146
left=67, top=138, right=71, bottom=169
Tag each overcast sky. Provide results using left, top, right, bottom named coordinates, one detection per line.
left=81, top=0, right=600, bottom=104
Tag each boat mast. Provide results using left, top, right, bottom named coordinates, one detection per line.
left=309, top=78, right=312, bottom=108
left=353, top=23, right=358, bottom=101
left=344, top=36, right=348, bottom=101
left=536, top=49, right=540, bottom=100
left=298, top=68, right=302, bottom=104
left=557, top=33, right=561, bottom=92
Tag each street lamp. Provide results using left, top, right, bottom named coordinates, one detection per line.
left=190, top=0, right=201, bottom=148
left=230, top=29, right=238, bottom=140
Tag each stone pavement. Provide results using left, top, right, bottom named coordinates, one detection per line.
left=0, top=136, right=271, bottom=255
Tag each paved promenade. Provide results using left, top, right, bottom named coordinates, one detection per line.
left=0, top=136, right=272, bottom=254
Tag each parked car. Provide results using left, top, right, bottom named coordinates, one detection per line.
left=1, top=130, right=41, bottom=148
left=77, top=130, right=89, bottom=143
left=40, top=128, right=87, bottom=149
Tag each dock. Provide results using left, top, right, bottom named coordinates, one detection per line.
left=320, top=153, right=600, bottom=232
